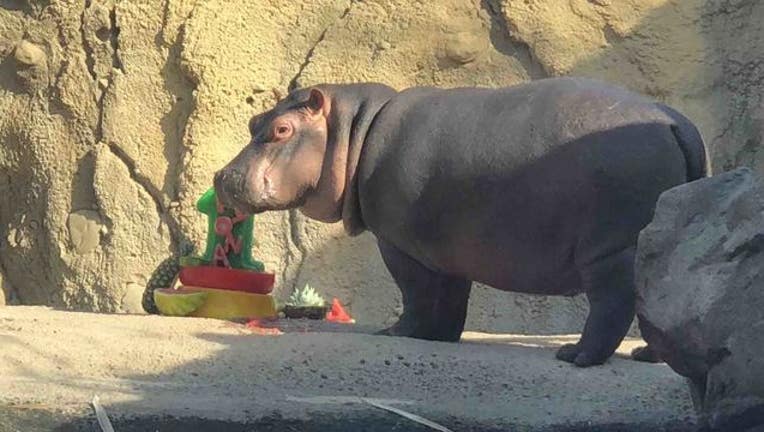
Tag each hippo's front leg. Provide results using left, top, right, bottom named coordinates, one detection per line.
left=376, top=239, right=472, bottom=342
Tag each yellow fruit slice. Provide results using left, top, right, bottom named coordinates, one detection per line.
left=183, top=286, right=277, bottom=319
left=154, top=288, right=208, bottom=316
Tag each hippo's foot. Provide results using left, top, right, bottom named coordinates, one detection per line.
left=631, top=345, right=662, bottom=363
left=376, top=312, right=463, bottom=342
left=555, top=343, right=608, bottom=367
left=375, top=316, right=418, bottom=338
left=376, top=239, right=472, bottom=343
left=376, top=316, right=439, bottom=339
left=558, top=247, right=638, bottom=368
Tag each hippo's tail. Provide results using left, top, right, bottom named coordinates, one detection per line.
left=658, top=104, right=710, bottom=181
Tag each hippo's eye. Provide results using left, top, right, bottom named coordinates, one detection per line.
left=272, top=122, right=293, bottom=141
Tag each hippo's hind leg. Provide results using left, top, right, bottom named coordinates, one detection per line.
left=556, top=247, right=636, bottom=367
left=630, top=314, right=663, bottom=363
left=376, top=239, right=472, bottom=342
left=630, top=344, right=662, bottom=363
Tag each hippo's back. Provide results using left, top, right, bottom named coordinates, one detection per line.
left=359, top=77, right=692, bottom=294
left=377, top=77, right=670, bottom=164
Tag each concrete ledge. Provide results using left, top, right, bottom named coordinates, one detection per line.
left=0, top=307, right=696, bottom=431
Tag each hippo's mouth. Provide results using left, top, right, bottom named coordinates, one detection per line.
left=216, top=182, right=311, bottom=216
left=250, top=187, right=311, bottom=214
left=215, top=157, right=272, bottom=214
left=214, top=171, right=255, bottom=215
left=215, top=148, right=314, bottom=215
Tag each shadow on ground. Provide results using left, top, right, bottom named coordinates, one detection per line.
left=1, top=407, right=697, bottom=432
left=0, top=311, right=697, bottom=432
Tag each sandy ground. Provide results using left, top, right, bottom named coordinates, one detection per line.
left=0, top=307, right=696, bottom=431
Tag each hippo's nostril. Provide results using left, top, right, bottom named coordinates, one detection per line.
left=214, top=171, right=231, bottom=201
left=213, top=171, right=224, bottom=187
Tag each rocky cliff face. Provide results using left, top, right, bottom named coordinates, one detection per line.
left=0, top=0, right=762, bottom=333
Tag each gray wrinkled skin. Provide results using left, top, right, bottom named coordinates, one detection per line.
left=217, top=77, right=708, bottom=367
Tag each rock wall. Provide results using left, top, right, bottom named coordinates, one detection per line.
left=0, top=0, right=762, bottom=333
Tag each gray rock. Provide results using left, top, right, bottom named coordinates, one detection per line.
left=635, top=167, right=764, bottom=430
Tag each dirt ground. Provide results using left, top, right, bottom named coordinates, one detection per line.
left=0, top=307, right=696, bottom=431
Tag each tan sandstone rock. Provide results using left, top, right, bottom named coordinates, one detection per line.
left=67, top=210, right=103, bottom=254
left=0, top=272, right=7, bottom=306
left=13, top=40, right=46, bottom=66
left=0, top=0, right=761, bottom=334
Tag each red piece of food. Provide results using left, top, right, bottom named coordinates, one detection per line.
left=326, top=298, right=355, bottom=324
left=179, top=266, right=275, bottom=294
left=245, top=319, right=283, bottom=336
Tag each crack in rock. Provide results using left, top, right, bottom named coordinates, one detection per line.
left=161, top=21, right=197, bottom=205
left=287, top=209, right=309, bottom=293
left=80, top=0, right=98, bottom=82
left=283, top=1, right=357, bottom=292
left=49, top=52, right=76, bottom=120
left=0, top=259, right=21, bottom=304
left=480, top=0, right=548, bottom=79
left=288, top=0, right=355, bottom=92
left=81, top=2, right=118, bottom=143
left=287, top=29, right=327, bottom=92
left=158, top=0, right=173, bottom=47
left=279, top=215, right=296, bottom=295
left=153, top=4, right=201, bottom=255
left=92, top=4, right=184, bottom=251
left=108, top=7, right=125, bottom=72
left=105, top=142, right=181, bottom=243
left=51, top=22, right=68, bottom=91
left=94, top=79, right=109, bottom=143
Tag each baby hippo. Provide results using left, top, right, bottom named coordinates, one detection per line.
left=214, top=77, right=708, bottom=367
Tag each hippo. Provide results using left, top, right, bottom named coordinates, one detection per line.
left=214, top=77, right=708, bottom=367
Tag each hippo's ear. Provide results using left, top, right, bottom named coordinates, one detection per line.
left=305, top=88, right=326, bottom=117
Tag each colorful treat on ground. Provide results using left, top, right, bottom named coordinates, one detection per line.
left=143, top=187, right=277, bottom=319
left=153, top=288, right=208, bottom=316
left=282, top=284, right=329, bottom=320
left=183, top=286, right=276, bottom=320
left=142, top=242, right=193, bottom=314
left=179, top=266, right=274, bottom=294
left=187, top=188, right=265, bottom=272
left=245, top=319, right=283, bottom=336
left=146, top=187, right=349, bottom=323
left=326, top=298, right=355, bottom=324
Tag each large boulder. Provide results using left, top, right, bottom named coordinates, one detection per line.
left=636, top=167, right=764, bottom=430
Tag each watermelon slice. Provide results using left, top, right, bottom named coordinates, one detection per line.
left=154, top=288, right=208, bottom=316
left=179, top=266, right=274, bottom=294
left=184, top=286, right=277, bottom=320
left=245, top=319, right=283, bottom=336
left=326, top=298, right=355, bottom=324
